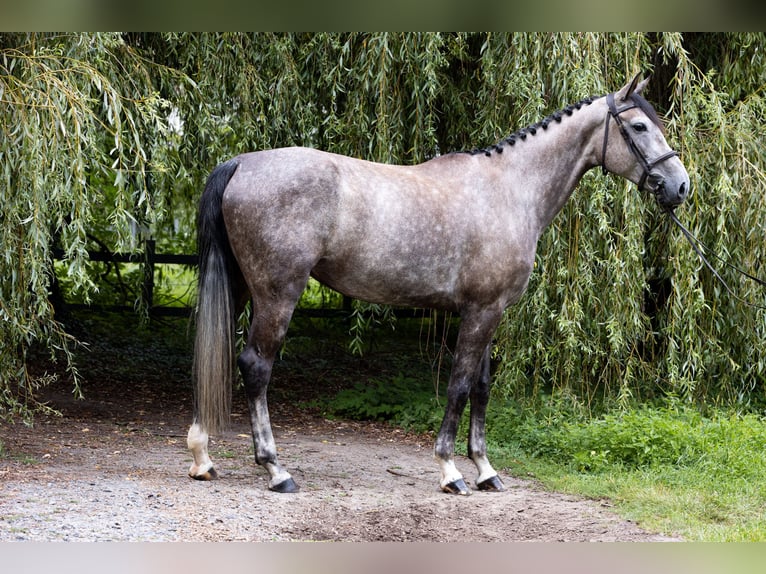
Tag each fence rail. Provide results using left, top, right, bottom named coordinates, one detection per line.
left=53, top=239, right=197, bottom=317
left=53, top=239, right=422, bottom=320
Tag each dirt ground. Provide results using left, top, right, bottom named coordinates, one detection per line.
left=0, top=313, right=679, bottom=542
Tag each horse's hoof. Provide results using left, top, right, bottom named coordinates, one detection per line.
left=189, top=466, right=218, bottom=481
left=477, top=475, right=505, bottom=492
left=270, top=477, right=300, bottom=493
left=442, top=478, right=472, bottom=496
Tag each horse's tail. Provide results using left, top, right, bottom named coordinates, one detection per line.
left=193, top=158, right=241, bottom=435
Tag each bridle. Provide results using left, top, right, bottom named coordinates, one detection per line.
left=599, top=90, right=766, bottom=309
left=601, top=92, right=679, bottom=192
left=601, top=92, right=766, bottom=309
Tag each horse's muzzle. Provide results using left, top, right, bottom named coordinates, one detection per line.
left=649, top=174, right=690, bottom=208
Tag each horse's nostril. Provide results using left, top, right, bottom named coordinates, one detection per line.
left=679, top=182, right=688, bottom=198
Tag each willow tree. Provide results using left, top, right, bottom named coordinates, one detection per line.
left=488, top=33, right=766, bottom=409
left=2, top=33, right=765, bottom=422
left=0, top=33, right=185, bottom=418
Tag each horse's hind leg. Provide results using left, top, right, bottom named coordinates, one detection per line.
left=187, top=422, right=217, bottom=480
left=468, top=344, right=504, bottom=492
left=240, top=287, right=305, bottom=493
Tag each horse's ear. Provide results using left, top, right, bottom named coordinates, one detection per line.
left=616, top=73, right=649, bottom=101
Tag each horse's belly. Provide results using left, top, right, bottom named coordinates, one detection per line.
left=311, top=258, right=461, bottom=312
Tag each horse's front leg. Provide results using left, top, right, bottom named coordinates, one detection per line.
left=468, top=345, right=505, bottom=491
left=434, top=309, right=502, bottom=495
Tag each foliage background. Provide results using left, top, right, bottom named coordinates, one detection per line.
left=2, top=32, right=765, bottom=419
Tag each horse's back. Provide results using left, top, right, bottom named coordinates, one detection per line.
left=221, top=146, right=444, bottom=245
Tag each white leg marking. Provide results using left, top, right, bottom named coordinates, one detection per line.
left=472, top=453, right=498, bottom=484
left=187, top=423, right=215, bottom=477
left=264, top=462, right=293, bottom=490
left=436, top=456, right=464, bottom=489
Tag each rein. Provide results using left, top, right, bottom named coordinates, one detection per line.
left=601, top=93, right=679, bottom=191
left=601, top=90, right=765, bottom=310
left=666, top=208, right=766, bottom=311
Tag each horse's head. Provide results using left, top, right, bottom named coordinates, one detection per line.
left=601, top=74, right=690, bottom=209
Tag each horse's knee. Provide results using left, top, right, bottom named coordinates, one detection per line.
left=447, top=379, right=472, bottom=411
left=470, top=378, right=490, bottom=405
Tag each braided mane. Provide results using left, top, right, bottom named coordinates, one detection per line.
left=458, top=95, right=601, bottom=157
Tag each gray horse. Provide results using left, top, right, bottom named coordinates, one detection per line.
left=187, top=75, right=690, bottom=495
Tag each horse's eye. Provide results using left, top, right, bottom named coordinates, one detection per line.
left=632, top=122, right=647, bottom=133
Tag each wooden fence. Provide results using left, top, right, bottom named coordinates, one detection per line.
left=52, top=239, right=367, bottom=319
left=53, top=239, right=194, bottom=316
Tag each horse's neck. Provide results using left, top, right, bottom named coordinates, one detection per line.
left=503, top=102, right=605, bottom=232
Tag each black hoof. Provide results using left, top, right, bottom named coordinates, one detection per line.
left=477, top=475, right=505, bottom=492
left=190, top=467, right=218, bottom=481
left=270, top=477, right=300, bottom=493
left=442, top=478, right=472, bottom=496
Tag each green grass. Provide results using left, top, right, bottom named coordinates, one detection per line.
left=503, top=403, right=766, bottom=541
left=312, top=378, right=766, bottom=541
